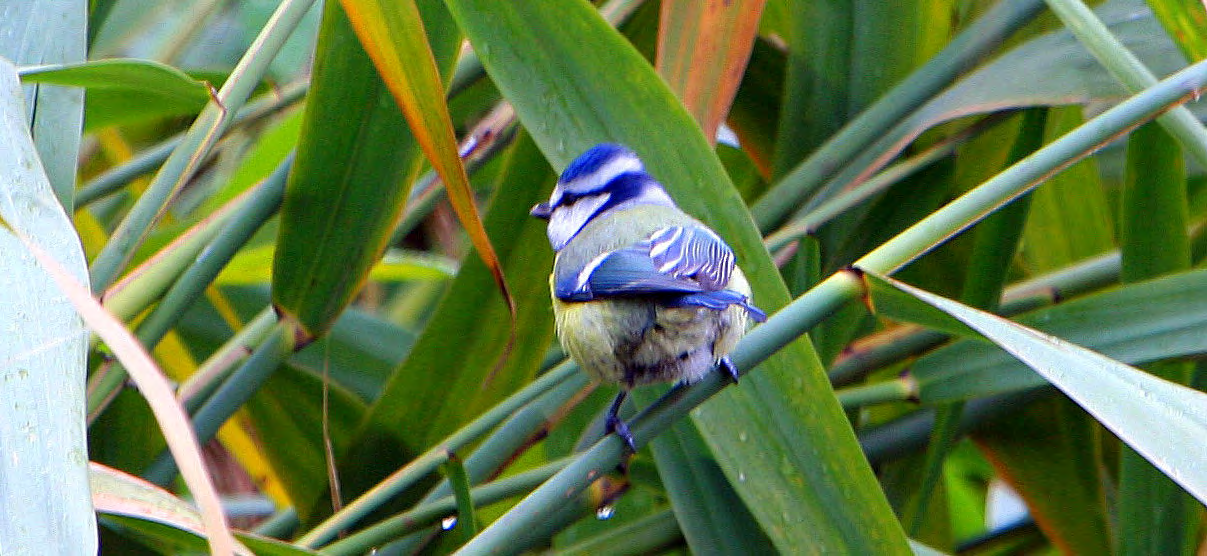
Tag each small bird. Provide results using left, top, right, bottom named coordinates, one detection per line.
left=531, top=143, right=766, bottom=450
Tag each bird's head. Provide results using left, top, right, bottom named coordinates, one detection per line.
left=532, top=144, right=675, bottom=251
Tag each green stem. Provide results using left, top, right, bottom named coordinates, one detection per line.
left=750, top=0, right=1045, bottom=230
left=142, top=321, right=293, bottom=485
left=76, top=80, right=306, bottom=207
left=89, top=0, right=317, bottom=291
left=1042, top=0, right=1207, bottom=168
left=859, top=388, right=1052, bottom=466
left=179, top=307, right=278, bottom=413
left=85, top=163, right=288, bottom=417
left=764, top=114, right=1006, bottom=252
left=133, top=157, right=289, bottom=351
left=321, top=458, right=573, bottom=556
left=296, top=360, right=583, bottom=547
left=836, top=377, right=917, bottom=409
left=829, top=250, right=1121, bottom=387
left=380, top=366, right=592, bottom=553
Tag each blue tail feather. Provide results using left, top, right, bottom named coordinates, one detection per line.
left=670, top=290, right=767, bottom=322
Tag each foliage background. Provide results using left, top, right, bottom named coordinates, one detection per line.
left=1, top=0, right=1206, bottom=554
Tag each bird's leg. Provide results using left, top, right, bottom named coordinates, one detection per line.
left=605, top=390, right=637, bottom=452
left=719, top=356, right=740, bottom=384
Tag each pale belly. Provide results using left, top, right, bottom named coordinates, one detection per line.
left=553, top=297, right=747, bottom=387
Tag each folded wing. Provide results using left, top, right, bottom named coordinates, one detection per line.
left=556, top=226, right=766, bottom=321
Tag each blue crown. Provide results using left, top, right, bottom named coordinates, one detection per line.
left=559, top=143, right=638, bottom=185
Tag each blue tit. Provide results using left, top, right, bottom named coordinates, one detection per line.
left=531, top=143, right=766, bottom=450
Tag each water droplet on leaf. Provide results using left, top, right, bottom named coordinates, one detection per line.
left=596, top=505, right=615, bottom=520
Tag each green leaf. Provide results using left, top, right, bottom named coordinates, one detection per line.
left=810, top=0, right=1188, bottom=222
left=751, top=0, right=1046, bottom=229
left=1145, top=0, right=1207, bottom=62
left=441, top=454, right=480, bottom=542
left=1117, top=119, right=1195, bottom=555
left=242, top=361, right=371, bottom=519
left=356, top=132, right=555, bottom=453
left=728, top=38, right=784, bottom=177
left=972, top=398, right=1112, bottom=555
left=0, top=0, right=85, bottom=209
left=339, top=0, right=512, bottom=321
left=771, top=0, right=851, bottom=178
left=18, top=58, right=211, bottom=131
left=1043, top=0, right=1207, bottom=169
left=867, top=272, right=981, bottom=340
left=272, top=0, right=459, bottom=337
left=1121, top=121, right=1189, bottom=282
left=637, top=390, right=776, bottom=554
left=872, top=272, right=1207, bottom=506
left=1019, top=107, right=1114, bottom=272
left=442, top=0, right=909, bottom=552
left=912, top=269, right=1207, bottom=401
left=0, top=58, right=96, bottom=553
left=94, top=462, right=321, bottom=555
left=656, top=0, right=765, bottom=141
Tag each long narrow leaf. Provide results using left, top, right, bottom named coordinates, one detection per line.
left=19, top=58, right=210, bottom=130
left=656, top=0, right=766, bottom=142
left=912, top=268, right=1207, bottom=401
left=340, top=0, right=514, bottom=327
left=272, top=0, right=459, bottom=337
left=0, top=0, right=85, bottom=209
left=0, top=58, right=95, bottom=554
left=869, top=272, right=1207, bottom=506
left=4, top=226, right=236, bottom=555
left=1116, top=119, right=1195, bottom=554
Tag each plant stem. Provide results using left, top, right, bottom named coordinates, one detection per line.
left=750, top=0, right=1046, bottom=230
left=89, top=0, right=317, bottom=291
left=297, top=360, right=583, bottom=547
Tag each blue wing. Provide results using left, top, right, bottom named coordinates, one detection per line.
left=556, top=226, right=766, bottom=321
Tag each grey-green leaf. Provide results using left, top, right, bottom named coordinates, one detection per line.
left=0, top=0, right=85, bottom=209
left=913, top=269, right=1207, bottom=402
left=0, top=58, right=96, bottom=553
left=876, top=273, right=1207, bottom=506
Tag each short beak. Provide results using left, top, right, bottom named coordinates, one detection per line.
left=531, top=202, right=553, bottom=219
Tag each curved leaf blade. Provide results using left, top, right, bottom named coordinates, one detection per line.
left=19, top=58, right=210, bottom=130
left=272, top=0, right=459, bottom=337
left=656, top=0, right=766, bottom=141
left=0, top=58, right=95, bottom=554
left=93, top=463, right=319, bottom=556
left=339, top=0, right=513, bottom=321
left=912, top=268, right=1207, bottom=402
left=872, top=272, right=1207, bottom=506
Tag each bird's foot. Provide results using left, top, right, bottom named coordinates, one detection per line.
left=606, top=391, right=637, bottom=453
left=606, top=413, right=638, bottom=453
left=719, top=356, right=740, bottom=385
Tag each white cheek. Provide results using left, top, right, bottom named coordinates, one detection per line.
left=547, top=193, right=611, bottom=250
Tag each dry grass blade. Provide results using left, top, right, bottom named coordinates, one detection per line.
left=1, top=223, right=237, bottom=556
